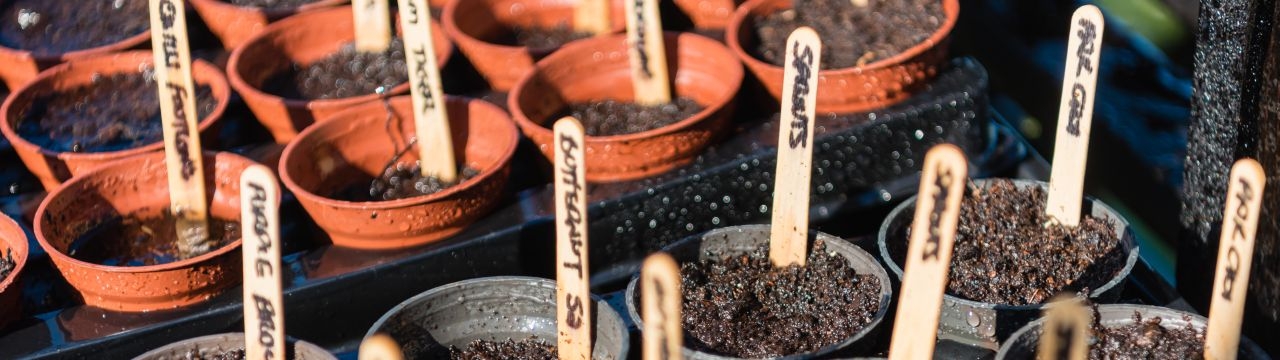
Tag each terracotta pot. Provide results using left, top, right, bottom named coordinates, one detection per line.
left=34, top=152, right=259, bottom=312
left=228, top=6, right=453, bottom=143
left=189, top=0, right=348, bottom=50
left=0, top=51, right=232, bottom=191
left=995, top=305, right=1270, bottom=359
left=509, top=32, right=741, bottom=182
left=0, top=212, right=29, bottom=329
left=672, top=0, right=737, bottom=38
left=726, top=0, right=958, bottom=114
left=133, top=332, right=336, bottom=360
left=0, top=18, right=150, bottom=92
left=279, top=95, right=518, bottom=249
left=443, top=0, right=627, bottom=91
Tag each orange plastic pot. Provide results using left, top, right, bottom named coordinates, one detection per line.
left=228, top=6, right=453, bottom=143
left=279, top=95, right=518, bottom=249
left=0, top=213, right=29, bottom=329
left=726, top=0, right=958, bottom=114
left=0, top=16, right=150, bottom=91
left=189, top=0, right=348, bottom=50
left=443, top=0, right=627, bottom=91
left=34, top=152, right=259, bottom=312
left=508, top=32, right=741, bottom=182
left=0, top=51, right=232, bottom=191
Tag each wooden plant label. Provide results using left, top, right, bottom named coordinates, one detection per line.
left=397, top=0, right=456, bottom=181
left=575, top=0, right=611, bottom=35
left=240, top=165, right=284, bottom=360
left=887, top=144, right=968, bottom=360
left=354, top=0, right=393, bottom=52
left=642, top=252, right=682, bottom=360
left=359, top=334, right=405, bottom=360
left=149, top=0, right=210, bottom=257
left=554, top=117, right=592, bottom=360
left=768, top=27, right=821, bottom=267
left=1205, top=158, right=1266, bottom=360
left=625, top=0, right=670, bottom=105
left=1045, top=5, right=1104, bottom=227
left=1037, top=295, right=1090, bottom=360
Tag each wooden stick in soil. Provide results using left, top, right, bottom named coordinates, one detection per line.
left=625, top=0, right=671, bottom=105
left=397, top=0, right=456, bottom=181
left=354, top=0, right=393, bottom=52
left=768, top=27, right=821, bottom=267
left=240, top=165, right=284, bottom=360
left=359, top=334, right=405, bottom=360
left=1037, top=295, right=1090, bottom=360
left=575, top=0, right=611, bottom=35
left=641, top=252, right=682, bottom=360
left=1044, top=5, right=1104, bottom=227
left=886, top=144, right=968, bottom=360
left=1204, top=158, right=1265, bottom=360
left=149, top=0, right=211, bottom=258
left=554, top=117, right=592, bottom=360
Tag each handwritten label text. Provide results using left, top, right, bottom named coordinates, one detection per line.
left=558, top=134, right=586, bottom=329
left=788, top=41, right=814, bottom=149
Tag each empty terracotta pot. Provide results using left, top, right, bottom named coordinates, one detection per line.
left=189, top=0, right=348, bottom=49
left=134, top=333, right=336, bottom=360
left=279, top=95, right=518, bottom=249
left=0, top=212, right=29, bottom=329
left=509, top=31, right=741, bottom=182
left=0, top=6, right=150, bottom=91
left=34, top=151, right=259, bottom=312
left=726, top=0, right=958, bottom=114
left=228, top=6, right=453, bottom=143
left=0, top=51, right=232, bottom=191
left=443, top=0, right=627, bottom=91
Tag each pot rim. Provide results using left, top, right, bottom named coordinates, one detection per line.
left=0, top=213, right=28, bottom=295
left=442, top=0, right=624, bottom=53
left=725, top=0, right=960, bottom=74
left=0, top=24, right=150, bottom=65
left=278, top=95, right=519, bottom=210
left=132, top=332, right=337, bottom=360
left=508, top=31, right=742, bottom=143
left=188, top=0, right=350, bottom=19
left=875, top=178, right=1141, bottom=311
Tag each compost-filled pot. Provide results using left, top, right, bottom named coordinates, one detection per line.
left=133, top=332, right=336, bottom=360
left=0, top=212, right=29, bottom=329
left=365, top=276, right=630, bottom=359
left=279, top=95, right=517, bottom=249
left=0, top=51, right=231, bottom=191
left=877, top=179, right=1140, bottom=349
left=0, top=4, right=150, bottom=91
left=509, top=31, right=741, bottom=182
left=189, top=0, right=348, bottom=49
left=625, top=224, right=893, bottom=359
left=34, top=152, right=259, bottom=312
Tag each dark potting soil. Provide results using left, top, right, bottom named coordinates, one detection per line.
left=226, top=0, right=323, bottom=10
left=15, top=72, right=217, bottom=153
left=67, top=212, right=240, bottom=267
left=450, top=338, right=557, bottom=360
left=333, top=162, right=481, bottom=202
left=752, top=0, right=943, bottom=69
left=1088, top=311, right=1204, bottom=360
left=260, top=38, right=408, bottom=100
left=489, top=24, right=592, bottom=49
left=0, top=248, right=14, bottom=282
left=182, top=348, right=246, bottom=360
left=553, top=97, right=704, bottom=136
left=0, top=0, right=148, bottom=54
left=678, top=240, right=882, bottom=358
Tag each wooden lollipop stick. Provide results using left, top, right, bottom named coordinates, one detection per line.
left=1045, top=5, right=1104, bottom=227
left=626, top=0, right=670, bottom=105
left=149, top=0, right=210, bottom=258
left=1038, top=295, right=1090, bottom=360
left=642, top=252, right=682, bottom=360
left=575, top=0, right=611, bottom=35
left=240, top=165, right=284, bottom=360
left=1205, top=158, right=1266, bottom=360
left=554, top=117, right=592, bottom=360
left=354, top=0, right=393, bottom=52
left=887, top=144, right=968, bottom=360
left=397, top=0, right=456, bottom=181
left=359, top=334, right=405, bottom=360
left=768, top=27, right=821, bottom=267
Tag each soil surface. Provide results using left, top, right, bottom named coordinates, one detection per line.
left=16, top=71, right=217, bottom=153
left=226, top=0, right=323, bottom=10
left=450, top=338, right=557, bottom=360
left=261, top=38, right=408, bottom=100
left=752, top=0, right=944, bottom=69
left=0, top=0, right=149, bottom=54
left=489, top=24, right=592, bottom=49
left=1088, top=310, right=1204, bottom=360
left=553, top=97, right=704, bottom=136
left=678, top=240, right=882, bottom=358
left=67, top=212, right=240, bottom=266
left=334, top=162, right=480, bottom=202
left=0, top=248, right=14, bottom=282
left=182, top=348, right=246, bottom=360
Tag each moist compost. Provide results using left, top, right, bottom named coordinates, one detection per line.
left=552, top=97, right=704, bottom=136
left=1087, top=311, right=1204, bottom=360
left=333, top=162, right=481, bottom=202
left=751, top=0, right=943, bottom=69
left=0, top=0, right=149, bottom=55
left=489, top=24, right=592, bottom=49
left=261, top=38, right=408, bottom=100
left=450, top=338, right=557, bottom=360
left=67, top=211, right=240, bottom=267
left=15, top=71, right=217, bottom=153
left=226, top=0, right=323, bottom=10
left=182, top=348, right=247, bottom=360
left=0, top=247, right=14, bottom=282
left=678, top=240, right=882, bottom=358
